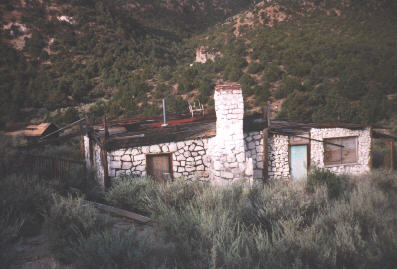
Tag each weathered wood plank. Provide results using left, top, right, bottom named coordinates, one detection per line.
left=86, top=200, right=152, bottom=224
left=390, top=139, right=395, bottom=170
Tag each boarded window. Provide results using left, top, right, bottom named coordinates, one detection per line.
left=146, top=154, right=172, bottom=183
left=324, top=137, right=358, bottom=165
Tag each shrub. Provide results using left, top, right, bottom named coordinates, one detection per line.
left=73, top=229, right=171, bottom=269
left=306, top=168, right=347, bottom=199
left=253, top=84, right=271, bottom=105
left=77, top=172, right=397, bottom=269
left=105, top=176, right=156, bottom=215
left=0, top=174, right=53, bottom=236
left=274, top=76, right=302, bottom=99
left=262, top=64, right=283, bottom=82
left=46, top=196, right=113, bottom=264
left=247, top=62, right=264, bottom=74
left=0, top=173, right=54, bottom=267
left=0, top=133, right=23, bottom=175
left=0, top=210, right=24, bottom=268
left=159, top=66, right=173, bottom=81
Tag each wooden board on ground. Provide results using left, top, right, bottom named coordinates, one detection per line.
left=85, top=200, right=152, bottom=224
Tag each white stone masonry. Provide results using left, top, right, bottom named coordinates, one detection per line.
left=208, top=84, right=247, bottom=183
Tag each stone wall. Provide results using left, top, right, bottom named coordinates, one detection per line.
left=107, top=138, right=211, bottom=179
left=310, top=127, right=371, bottom=175
left=268, top=134, right=290, bottom=180
left=208, top=84, right=247, bottom=183
left=244, top=131, right=264, bottom=181
left=93, top=142, right=105, bottom=187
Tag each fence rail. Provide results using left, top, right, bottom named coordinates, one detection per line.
left=24, top=154, right=86, bottom=180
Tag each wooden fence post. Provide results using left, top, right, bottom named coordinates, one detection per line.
left=262, top=102, right=271, bottom=182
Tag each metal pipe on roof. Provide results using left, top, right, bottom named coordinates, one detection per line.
left=162, top=99, right=168, bottom=127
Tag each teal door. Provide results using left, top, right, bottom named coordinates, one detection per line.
left=290, top=145, right=308, bottom=181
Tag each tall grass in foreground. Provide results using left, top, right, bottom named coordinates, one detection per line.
left=0, top=174, right=54, bottom=267
left=46, top=196, right=113, bottom=264
left=93, top=170, right=397, bottom=269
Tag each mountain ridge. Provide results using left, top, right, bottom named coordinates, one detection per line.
left=0, top=0, right=396, bottom=127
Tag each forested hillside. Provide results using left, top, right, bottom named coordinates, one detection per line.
left=1, top=0, right=396, bottom=126
left=0, top=0, right=253, bottom=125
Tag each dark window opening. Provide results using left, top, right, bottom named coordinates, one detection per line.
left=324, top=137, right=358, bottom=166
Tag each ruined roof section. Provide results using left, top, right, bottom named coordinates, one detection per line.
left=90, top=115, right=216, bottom=150
left=5, top=123, right=58, bottom=137
left=242, top=114, right=370, bottom=133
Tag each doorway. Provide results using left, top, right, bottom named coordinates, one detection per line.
left=290, top=145, right=308, bottom=181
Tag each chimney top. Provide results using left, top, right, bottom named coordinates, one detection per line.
left=215, top=83, right=242, bottom=92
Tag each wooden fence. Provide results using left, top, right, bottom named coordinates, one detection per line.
left=24, top=154, right=86, bottom=180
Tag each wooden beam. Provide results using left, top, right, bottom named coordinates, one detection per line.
left=266, top=101, right=271, bottom=128
left=390, top=139, right=395, bottom=170
left=39, top=118, right=86, bottom=141
left=85, top=200, right=152, bottom=224
left=101, top=116, right=110, bottom=189
left=269, top=130, right=344, bottom=148
left=262, top=102, right=270, bottom=182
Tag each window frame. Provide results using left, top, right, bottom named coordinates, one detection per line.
left=323, top=136, right=359, bottom=167
left=145, top=153, right=173, bottom=182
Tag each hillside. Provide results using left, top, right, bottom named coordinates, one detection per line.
left=173, top=0, right=397, bottom=124
left=0, top=0, right=253, bottom=124
left=1, top=0, right=397, bottom=126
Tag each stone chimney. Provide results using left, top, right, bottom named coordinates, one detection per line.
left=209, top=83, right=246, bottom=183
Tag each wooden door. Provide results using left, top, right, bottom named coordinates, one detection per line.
left=290, top=145, right=308, bottom=181
left=147, top=154, right=172, bottom=183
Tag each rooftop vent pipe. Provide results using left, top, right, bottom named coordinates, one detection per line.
left=162, top=99, right=168, bottom=127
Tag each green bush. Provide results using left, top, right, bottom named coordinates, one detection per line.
left=0, top=173, right=55, bottom=267
left=274, top=76, right=302, bottom=99
left=253, top=84, right=271, bottom=105
left=81, top=172, right=397, bottom=268
left=0, top=209, right=24, bottom=268
left=0, top=174, right=53, bottom=236
left=105, top=176, right=156, bottom=215
left=262, top=64, right=283, bottom=83
left=247, top=62, right=264, bottom=74
left=306, top=168, right=347, bottom=199
left=73, top=229, right=171, bottom=269
left=0, top=133, right=23, bottom=175
left=46, top=196, right=113, bottom=264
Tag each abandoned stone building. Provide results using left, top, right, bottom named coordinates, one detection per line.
left=83, top=83, right=392, bottom=187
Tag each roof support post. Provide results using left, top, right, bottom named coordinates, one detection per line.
left=101, top=116, right=110, bottom=189
left=390, top=139, right=395, bottom=170
left=262, top=102, right=271, bottom=182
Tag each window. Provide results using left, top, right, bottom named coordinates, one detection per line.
left=146, top=154, right=172, bottom=183
left=324, top=137, right=358, bottom=165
